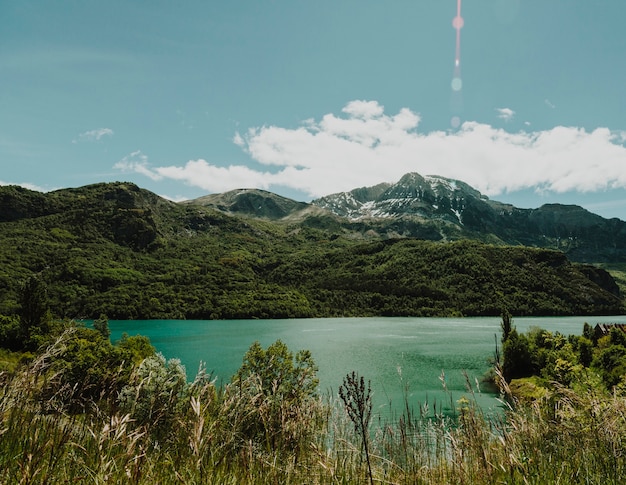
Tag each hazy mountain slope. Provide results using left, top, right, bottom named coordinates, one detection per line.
left=187, top=188, right=311, bottom=219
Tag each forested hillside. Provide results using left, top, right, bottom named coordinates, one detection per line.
left=0, top=182, right=623, bottom=320
left=192, top=173, right=626, bottom=263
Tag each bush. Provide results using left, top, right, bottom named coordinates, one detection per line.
left=227, top=340, right=321, bottom=453
left=119, top=353, right=188, bottom=441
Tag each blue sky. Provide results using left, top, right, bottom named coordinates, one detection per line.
left=2, top=0, right=626, bottom=219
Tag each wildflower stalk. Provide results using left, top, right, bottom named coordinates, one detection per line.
left=339, top=371, right=374, bottom=485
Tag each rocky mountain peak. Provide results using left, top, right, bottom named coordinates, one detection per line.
left=311, top=172, right=487, bottom=222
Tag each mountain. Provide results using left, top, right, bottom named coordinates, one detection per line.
left=187, top=189, right=312, bottom=219
left=311, top=173, right=626, bottom=263
left=313, top=173, right=483, bottom=221
left=187, top=172, right=626, bottom=263
left=0, top=180, right=623, bottom=320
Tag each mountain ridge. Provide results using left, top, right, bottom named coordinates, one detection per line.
left=186, top=172, right=626, bottom=263
left=0, top=179, right=624, bottom=319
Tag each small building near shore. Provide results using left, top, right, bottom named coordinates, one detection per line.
left=594, top=323, right=626, bottom=339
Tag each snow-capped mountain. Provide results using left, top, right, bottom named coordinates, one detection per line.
left=187, top=172, right=626, bottom=263
left=312, top=173, right=491, bottom=223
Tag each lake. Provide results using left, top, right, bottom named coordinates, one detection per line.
left=109, top=316, right=625, bottom=418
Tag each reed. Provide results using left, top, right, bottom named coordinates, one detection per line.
left=1, top=336, right=624, bottom=484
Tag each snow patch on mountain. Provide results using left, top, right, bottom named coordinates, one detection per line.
left=311, top=172, right=482, bottom=224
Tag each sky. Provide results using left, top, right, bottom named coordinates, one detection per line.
left=1, top=0, right=626, bottom=220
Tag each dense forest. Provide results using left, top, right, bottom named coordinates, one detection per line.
left=0, top=182, right=623, bottom=320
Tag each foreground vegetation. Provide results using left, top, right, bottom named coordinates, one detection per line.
left=1, top=310, right=625, bottom=484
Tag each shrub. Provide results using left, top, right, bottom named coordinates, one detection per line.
left=118, top=353, right=188, bottom=441
left=227, top=339, right=321, bottom=453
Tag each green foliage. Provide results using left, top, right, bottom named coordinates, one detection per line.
left=119, top=353, right=188, bottom=440
left=93, top=313, right=110, bottom=339
left=0, top=347, right=29, bottom=373
left=33, top=324, right=156, bottom=412
left=0, top=183, right=623, bottom=320
left=43, top=327, right=126, bottom=410
left=17, top=275, right=52, bottom=349
left=576, top=335, right=594, bottom=367
left=117, top=333, right=156, bottom=365
left=502, top=328, right=534, bottom=381
left=593, top=344, right=626, bottom=388
left=233, top=340, right=319, bottom=401
left=501, top=320, right=626, bottom=393
left=610, top=326, right=626, bottom=347
left=501, top=308, right=513, bottom=341
left=229, top=340, right=320, bottom=451
left=0, top=314, right=21, bottom=351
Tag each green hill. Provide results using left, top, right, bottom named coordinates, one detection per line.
left=0, top=182, right=623, bottom=319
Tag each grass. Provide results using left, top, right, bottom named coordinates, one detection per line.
left=1, top=336, right=625, bottom=484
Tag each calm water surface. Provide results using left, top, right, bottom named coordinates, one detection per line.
left=109, top=316, right=625, bottom=416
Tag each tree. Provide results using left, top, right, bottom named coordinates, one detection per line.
left=93, top=313, right=110, bottom=339
left=501, top=309, right=513, bottom=343
left=44, top=327, right=129, bottom=411
left=609, top=327, right=626, bottom=347
left=119, top=353, right=188, bottom=439
left=583, top=322, right=594, bottom=341
left=117, top=333, right=155, bottom=364
left=502, top=329, right=534, bottom=381
left=234, top=340, right=319, bottom=403
left=0, top=314, right=21, bottom=351
left=593, top=344, right=626, bottom=388
left=18, top=275, right=51, bottom=349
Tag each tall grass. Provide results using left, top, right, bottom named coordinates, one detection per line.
left=1, top=336, right=625, bottom=484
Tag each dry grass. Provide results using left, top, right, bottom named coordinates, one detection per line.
left=1, top=338, right=625, bottom=484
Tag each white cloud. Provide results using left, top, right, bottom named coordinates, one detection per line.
left=113, top=151, right=274, bottom=193
left=155, top=160, right=275, bottom=193
left=159, top=193, right=191, bottom=203
left=496, top=108, right=515, bottom=122
left=114, top=150, right=163, bottom=181
left=0, top=180, right=50, bottom=192
left=74, top=128, right=114, bottom=143
left=342, top=100, right=385, bottom=119
left=115, top=100, right=626, bottom=199
left=232, top=132, right=245, bottom=147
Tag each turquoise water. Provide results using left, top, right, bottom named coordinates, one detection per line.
left=109, top=316, right=625, bottom=417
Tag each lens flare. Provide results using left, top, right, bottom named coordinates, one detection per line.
left=453, top=0, right=463, bottom=75
left=450, top=0, right=464, bottom=129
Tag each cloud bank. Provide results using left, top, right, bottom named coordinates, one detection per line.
left=115, top=100, right=626, bottom=198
